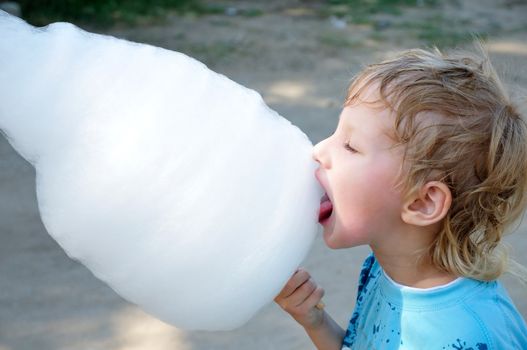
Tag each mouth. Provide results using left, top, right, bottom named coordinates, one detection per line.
left=318, top=193, right=333, bottom=224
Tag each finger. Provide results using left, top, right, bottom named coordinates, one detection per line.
left=301, top=286, right=325, bottom=312
left=277, top=268, right=311, bottom=299
left=291, top=278, right=317, bottom=307
left=278, top=279, right=317, bottom=312
left=276, top=278, right=316, bottom=311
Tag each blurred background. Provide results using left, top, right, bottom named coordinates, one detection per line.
left=1, top=0, right=526, bottom=349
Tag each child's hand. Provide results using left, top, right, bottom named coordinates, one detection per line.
left=274, top=268, right=325, bottom=330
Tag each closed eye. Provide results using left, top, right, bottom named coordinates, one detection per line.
left=344, top=142, right=358, bottom=153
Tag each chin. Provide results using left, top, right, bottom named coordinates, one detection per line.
left=322, top=230, right=341, bottom=249
left=323, top=229, right=367, bottom=250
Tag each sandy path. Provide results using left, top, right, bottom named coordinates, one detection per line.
left=1, top=1, right=526, bottom=349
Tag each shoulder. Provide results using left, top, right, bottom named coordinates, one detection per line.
left=396, top=282, right=492, bottom=349
left=422, top=302, right=493, bottom=350
left=418, top=280, right=527, bottom=349
left=462, top=281, right=527, bottom=349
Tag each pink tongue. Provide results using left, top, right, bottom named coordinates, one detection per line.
left=318, top=196, right=333, bottom=222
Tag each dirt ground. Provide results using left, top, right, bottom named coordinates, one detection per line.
left=1, top=1, right=527, bottom=349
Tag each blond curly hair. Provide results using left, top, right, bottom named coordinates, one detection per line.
left=345, top=45, right=527, bottom=282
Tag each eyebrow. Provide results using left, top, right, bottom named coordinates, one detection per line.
left=340, top=117, right=361, bottom=138
left=339, top=113, right=352, bottom=129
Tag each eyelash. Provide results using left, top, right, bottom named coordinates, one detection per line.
left=344, top=142, right=358, bottom=153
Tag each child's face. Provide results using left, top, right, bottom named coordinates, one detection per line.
left=313, top=96, right=406, bottom=249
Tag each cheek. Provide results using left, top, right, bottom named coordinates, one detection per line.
left=340, top=207, right=378, bottom=232
left=330, top=209, right=374, bottom=244
left=367, top=160, right=403, bottom=201
left=337, top=175, right=401, bottom=230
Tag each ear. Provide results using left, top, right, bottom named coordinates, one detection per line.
left=401, top=181, right=452, bottom=227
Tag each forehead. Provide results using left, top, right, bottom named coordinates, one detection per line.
left=341, top=79, right=395, bottom=135
left=340, top=87, right=397, bottom=143
left=339, top=105, right=394, bottom=141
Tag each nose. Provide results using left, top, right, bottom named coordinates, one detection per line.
left=312, top=137, right=331, bottom=168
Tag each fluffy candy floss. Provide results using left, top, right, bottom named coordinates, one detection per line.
left=0, top=11, right=322, bottom=330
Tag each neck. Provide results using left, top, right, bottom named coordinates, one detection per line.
left=374, top=251, right=457, bottom=288
left=371, top=226, right=457, bottom=288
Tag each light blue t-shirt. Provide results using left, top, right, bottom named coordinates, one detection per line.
left=341, top=254, right=527, bottom=349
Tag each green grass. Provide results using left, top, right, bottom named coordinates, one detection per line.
left=326, top=0, right=438, bottom=22
left=328, top=0, right=437, bottom=8
left=241, top=9, right=264, bottom=18
left=184, top=41, right=239, bottom=63
left=320, top=1, right=487, bottom=48
left=19, top=0, right=205, bottom=26
left=318, top=32, right=364, bottom=49
left=417, top=26, right=482, bottom=48
left=174, top=38, right=254, bottom=68
left=20, top=0, right=264, bottom=27
left=396, top=15, right=487, bottom=47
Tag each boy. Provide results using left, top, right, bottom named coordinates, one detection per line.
left=275, top=47, right=527, bottom=349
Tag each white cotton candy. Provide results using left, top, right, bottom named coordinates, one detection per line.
left=0, top=11, right=322, bottom=330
